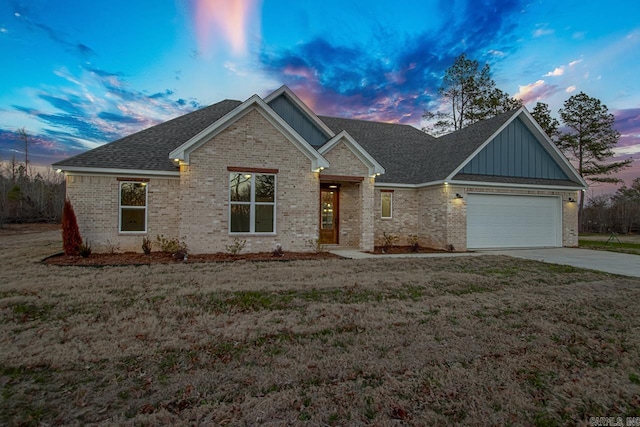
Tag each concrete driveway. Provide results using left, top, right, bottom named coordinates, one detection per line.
left=483, top=248, right=640, bottom=278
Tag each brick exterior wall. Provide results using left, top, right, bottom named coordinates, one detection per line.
left=320, top=139, right=375, bottom=251
left=65, top=174, right=180, bottom=252
left=374, top=184, right=580, bottom=251
left=179, top=108, right=319, bottom=253
left=65, top=107, right=580, bottom=254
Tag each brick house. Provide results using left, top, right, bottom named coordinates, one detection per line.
left=53, top=86, right=586, bottom=253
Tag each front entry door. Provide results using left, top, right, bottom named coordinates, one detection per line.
left=319, top=187, right=339, bottom=244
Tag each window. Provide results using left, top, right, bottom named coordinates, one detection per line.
left=381, top=191, right=392, bottom=219
left=229, top=172, right=276, bottom=233
left=120, top=182, right=147, bottom=232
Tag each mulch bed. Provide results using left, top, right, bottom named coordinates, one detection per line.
left=43, top=251, right=340, bottom=266
left=371, top=245, right=449, bottom=254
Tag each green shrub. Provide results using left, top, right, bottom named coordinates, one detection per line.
left=226, top=237, right=246, bottom=255
left=141, top=236, right=152, bottom=255
left=381, top=232, right=398, bottom=251
left=307, top=237, right=326, bottom=253
left=407, top=234, right=420, bottom=252
left=156, top=235, right=187, bottom=254
left=78, top=241, right=92, bottom=258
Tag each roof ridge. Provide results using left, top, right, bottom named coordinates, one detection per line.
left=319, top=115, right=420, bottom=129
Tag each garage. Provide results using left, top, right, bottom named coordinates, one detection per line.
left=466, top=194, right=562, bottom=249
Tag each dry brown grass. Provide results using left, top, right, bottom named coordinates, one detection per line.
left=1, top=227, right=640, bottom=426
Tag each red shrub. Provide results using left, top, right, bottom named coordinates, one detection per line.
left=62, top=198, right=82, bottom=255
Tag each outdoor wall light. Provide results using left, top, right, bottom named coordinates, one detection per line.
left=455, top=193, right=463, bottom=199
left=568, top=197, right=576, bottom=203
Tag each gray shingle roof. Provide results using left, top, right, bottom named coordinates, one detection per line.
left=54, top=98, right=581, bottom=188
left=53, top=99, right=242, bottom=172
left=320, top=110, right=519, bottom=184
left=319, top=116, right=437, bottom=183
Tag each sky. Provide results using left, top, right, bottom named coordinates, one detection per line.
left=1, top=0, right=639, bottom=196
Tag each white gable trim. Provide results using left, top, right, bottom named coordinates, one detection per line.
left=318, top=130, right=385, bottom=176
left=445, top=107, right=587, bottom=188
left=264, top=85, right=336, bottom=138
left=169, top=95, right=329, bottom=171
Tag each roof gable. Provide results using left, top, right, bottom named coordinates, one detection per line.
left=447, top=108, right=586, bottom=188
left=53, top=100, right=241, bottom=173
left=460, top=117, right=569, bottom=180
left=318, top=130, right=385, bottom=176
left=265, top=86, right=334, bottom=147
left=169, top=95, right=329, bottom=171
left=320, top=116, right=437, bottom=184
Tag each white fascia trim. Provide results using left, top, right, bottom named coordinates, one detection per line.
left=375, top=178, right=584, bottom=191
left=448, top=179, right=585, bottom=191
left=169, top=94, right=329, bottom=171
left=375, top=180, right=446, bottom=189
left=59, top=166, right=180, bottom=178
left=318, top=130, right=385, bottom=176
left=263, top=85, right=336, bottom=138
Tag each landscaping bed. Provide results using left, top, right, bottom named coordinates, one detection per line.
left=43, top=250, right=339, bottom=266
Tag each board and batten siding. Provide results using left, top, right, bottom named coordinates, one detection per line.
left=461, top=118, right=568, bottom=180
left=268, top=95, right=329, bottom=147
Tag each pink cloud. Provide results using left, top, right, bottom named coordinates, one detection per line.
left=193, top=0, right=261, bottom=56
left=513, top=80, right=560, bottom=105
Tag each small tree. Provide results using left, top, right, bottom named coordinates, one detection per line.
left=62, top=198, right=82, bottom=255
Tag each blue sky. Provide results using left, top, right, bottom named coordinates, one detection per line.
left=1, top=0, right=639, bottom=193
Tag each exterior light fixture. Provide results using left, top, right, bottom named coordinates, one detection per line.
left=329, top=185, right=338, bottom=189
left=455, top=193, right=463, bottom=199
left=55, top=169, right=62, bottom=174
left=568, top=197, right=576, bottom=203
left=444, top=181, right=448, bottom=185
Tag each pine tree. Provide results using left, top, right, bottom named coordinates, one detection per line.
left=422, top=53, right=521, bottom=135
left=558, top=92, right=631, bottom=225
left=531, top=102, right=559, bottom=140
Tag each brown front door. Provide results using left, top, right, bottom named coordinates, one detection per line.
left=319, top=187, right=339, bottom=244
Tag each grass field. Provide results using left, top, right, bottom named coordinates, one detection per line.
left=579, top=233, right=640, bottom=255
left=1, top=226, right=640, bottom=426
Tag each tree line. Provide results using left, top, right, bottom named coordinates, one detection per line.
left=0, top=148, right=66, bottom=227
left=424, top=54, right=634, bottom=231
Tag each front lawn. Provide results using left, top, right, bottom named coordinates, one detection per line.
left=1, top=228, right=640, bottom=425
left=579, top=238, right=640, bottom=255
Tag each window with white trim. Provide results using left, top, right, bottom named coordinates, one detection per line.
left=229, top=172, right=276, bottom=233
left=120, top=182, right=147, bottom=232
left=381, top=192, right=392, bottom=219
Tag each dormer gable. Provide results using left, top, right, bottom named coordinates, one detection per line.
left=264, top=86, right=334, bottom=147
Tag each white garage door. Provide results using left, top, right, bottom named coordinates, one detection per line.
left=466, top=194, right=561, bottom=249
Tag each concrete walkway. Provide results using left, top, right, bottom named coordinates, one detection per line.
left=482, top=248, right=640, bottom=278
left=329, top=247, right=640, bottom=278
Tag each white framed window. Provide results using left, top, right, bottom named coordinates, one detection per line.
left=119, top=181, right=147, bottom=233
left=381, top=191, right=393, bottom=219
left=229, top=172, right=276, bottom=233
